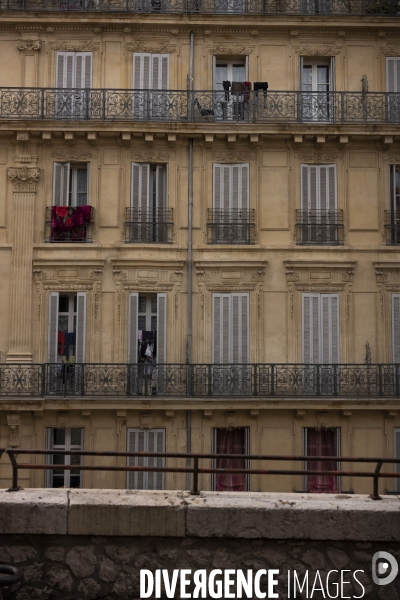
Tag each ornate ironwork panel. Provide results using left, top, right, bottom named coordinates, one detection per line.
left=125, top=208, right=174, bottom=243
left=0, top=364, right=43, bottom=396
left=210, top=365, right=255, bottom=395
left=84, top=365, right=128, bottom=395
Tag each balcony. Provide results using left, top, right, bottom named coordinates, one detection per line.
left=2, top=89, right=400, bottom=124
left=207, top=209, right=255, bottom=245
left=44, top=206, right=94, bottom=243
left=1, top=0, right=399, bottom=14
left=385, top=211, right=400, bottom=245
left=295, top=210, right=344, bottom=246
left=125, top=208, right=174, bottom=243
left=3, top=363, right=400, bottom=397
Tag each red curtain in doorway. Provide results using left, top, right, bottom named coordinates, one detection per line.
left=307, top=428, right=339, bottom=493
left=215, top=428, right=246, bottom=492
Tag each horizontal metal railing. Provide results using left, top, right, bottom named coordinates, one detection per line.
left=0, top=88, right=400, bottom=124
left=295, top=209, right=344, bottom=245
left=125, top=207, right=174, bottom=243
left=1, top=0, right=399, bottom=15
left=207, top=208, right=256, bottom=245
left=44, top=206, right=95, bottom=243
left=1, top=448, right=399, bottom=499
left=385, top=210, right=400, bottom=245
left=2, top=363, right=400, bottom=397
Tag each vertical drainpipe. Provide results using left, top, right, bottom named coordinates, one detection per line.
left=186, top=30, right=194, bottom=490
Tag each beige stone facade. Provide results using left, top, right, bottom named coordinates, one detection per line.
left=0, top=5, right=400, bottom=494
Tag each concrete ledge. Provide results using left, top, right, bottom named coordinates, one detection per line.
left=68, top=489, right=187, bottom=537
left=0, top=489, right=68, bottom=535
left=0, top=489, right=399, bottom=540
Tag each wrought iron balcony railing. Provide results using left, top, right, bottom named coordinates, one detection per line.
left=2, top=88, right=400, bottom=124
left=3, top=363, right=400, bottom=398
left=295, top=210, right=344, bottom=245
left=45, top=206, right=94, bottom=243
left=1, top=0, right=399, bottom=15
left=207, top=209, right=256, bottom=245
left=385, top=210, right=400, bottom=245
left=125, top=208, right=174, bottom=243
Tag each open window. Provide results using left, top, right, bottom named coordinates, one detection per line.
left=212, top=427, right=249, bottom=491
left=386, top=165, right=400, bottom=244
left=304, top=427, right=340, bottom=493
left=46, top=427, right=83, bottom=488
left=48, top=292, right=87, bottom=364
left=127, top=428, right=165, bottom=490
left=300, top=57, right=335, bottom=122
left=212, top=56, right=249, bottom=120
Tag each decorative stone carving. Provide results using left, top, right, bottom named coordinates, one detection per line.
left=90, top=269, right=103, bottom=281
left=8, top=167, right=40, bottom=192
left=44, top=284, right=91, bottom=290
left=131, top=152, right=170, bottom=162
left=169, top=271, right=182, bottom=282
left=52, top=150, right=92, bottom=161
left=33, top=269, right=46, bottom=282
left=294, top=153, right=343, bottom=162
left=211, top=44, right=255, bottom=55
left=17, top=39, right=41, bottom=51
left=197, top=271, right=211, bottom=282
left=376, top=270, right=389, bottom=283
left=342, top=271, right=354, bottom=282
left=252, top=270, right=265, bottom=282
left=212, top=153, right=252, bottom=162
left=296, top=285, right=344, bottom=292
left=113, top=268, right=127, bottom=282
left=127, top=41, right=176, bottom=54
left=295, top=45, right=341, bottom=55
left=286, top=269, right=299, bottom=282
left=380, top=45, right=400, bottom=56
left=383, top=154, right=400, bottom=162
left=7, top=413, right=20, bottom=447
left=51, top=41, right=100, bottom=52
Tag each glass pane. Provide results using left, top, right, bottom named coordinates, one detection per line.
left=232, top=65, right=245, bottom=82
left=70, top=455, right=81, bottom=466
left=215, top=64, right=228, bottom=90
left=59, top=296, right=69, bottom=313
left=71, top=428, right=82, bottom=446
left=74, top=296, right=77, bottom=312
left=70, top=475, right=81, bottom=488
left=151, top=316, right=157, bottom=331
left=58, top=315, right=69, bottom=333
left=302, top=66, right=312, bottom=91
left=151, top=296, right=157, bottom=313
left=52, top=476, right=65, bottom=488
left=53, top=454, right=65, bottom=466
left=77, top=169, right=87, bottom=192
left=53, top=429, right=65, bottom=446
left=138, top=316, right=146, bottom=330
left=138, top=296, right=147, bottom=313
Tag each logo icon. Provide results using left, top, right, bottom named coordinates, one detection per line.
left=372, top=552, right=398, bottom=586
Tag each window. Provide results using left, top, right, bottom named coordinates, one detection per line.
left=212, top=427, right=249, bottom=491
left=392, top=295, right=400, bottom=363
left=212, top=293, right=249, bottom=364
left=55, top=52, right=92, bottom=119
left=386, top=165, right=400, bottom=244
left=133, top=53, right=169, bottom=119
left=304, top=427, right=340, bottom=493
left=128, top=293, right=167, bottom=364
left=213, top=57, right=248, bottom=120
left=298, top=164, right=341, bottom=245
left=395, top=428, right=400, bottom=493
left=53, top=163, right=89, bottom=207
left=387, top=58, right=400, bottom=123
left=300, top=58, right=335, bottom=122
left=127, top=428, right=165, bottom=489
left=48, top=292, right=87, bottom=363
left=209, top=163, right=252, bottom=244
left=46, top=427, right=83, bottom=488
left=302, top=294, right=340, bottom=364
left=127, top=163, right=171, bottom=243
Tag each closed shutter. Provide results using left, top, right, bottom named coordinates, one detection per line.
left=74, top=53, right=92, bottom=89
left=157, top=293, right=167, bottom=364
left=48, top=292, right=59, bottom=362
left=56, top=52, right=65, bottom=88
left=303, top=294, right=340, bottom=363
left=133, top=53, right=168, bottom=89
left=213, top=163, right=249, bottom=211
left=75, top=292, right=87, bottom=363
left=300, top=164, right=318, bottom=212
left=147, top=429, right=165, bottom=490
left=319, top=165, right=337, bottom=212
left=329, top=57, right=335, bottom=93
left=128, top=293, right=139, bottom=363
left=53, top=162, right=70, bottom=207
left=395, top=429, right=400, bottom=492
left=213, top=164, right=222, bottom=212
left=213, top=293, right=249, bottom=364
left=392, top=294, right=400, bottom=363
left=240, top=164, right=249, bottom=212
left=155, top=165, right=166, bottom=211
left=131, top=163, right=150, bottom=212
left=127, top=428, right=145, bottom=489
left=387, top=58, right=400, bottom=93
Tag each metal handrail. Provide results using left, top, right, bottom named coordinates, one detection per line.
left=0, top=88, right=400, bottom=124
left=1, top=447, right=399, bottom=500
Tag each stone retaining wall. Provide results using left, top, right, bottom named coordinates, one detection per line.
left=0, top=490, right=399, bottom=600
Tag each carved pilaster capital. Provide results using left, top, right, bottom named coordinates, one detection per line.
left=8, top=167, right=40, bottom=192
left=17, top=39, right=41, bottom=51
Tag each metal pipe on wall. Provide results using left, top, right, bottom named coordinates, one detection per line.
left=186, top=30, right=194, bottom=490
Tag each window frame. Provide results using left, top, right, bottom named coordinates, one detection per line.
left=126, top=428, right=166, bottom=490
left=303, top=427, right=340, bottom=493
left=46, top=427, right=83, bottom=489
left=52, top=162, right=90, bottom=207
left=212, top=426, right=249, bottom=491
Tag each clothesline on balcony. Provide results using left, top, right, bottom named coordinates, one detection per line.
left=51, top=205, right=92, bottom=232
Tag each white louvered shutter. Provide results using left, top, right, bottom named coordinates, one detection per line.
left=155, top=165, right=166, bottom=211
left=319, top=165, right=337, bottom=212
left=127, top=428, right=145, bottom=489
left=302, top=294, right=320, bottom=364
left=157, top=293, right=167, bottom=364
left=240, top=163, right=249, bottom=212
left=133, top=53, right=152, bottom=89
left=213, top=293, right=249, bottom=364
left=213, top=294, right=222, bottom=364
left=147, top=429, right=165, bottom=490
left=56, top=52, right=65, bottom=88
left=232, top=293, right=249, bottom=363
left=56, top=52, right=75, bottom=89
left=53, top=162, right=70, bottom=206
left=48, top=292, right=59, bottom=362
left=321, top=294, right=340, bottom=364
left=131, top=163, right=150, bottom=213
left=151, top=54, right=169, bottom=90
left=395, top=429, right=400, bottom=492
left=392, top=294, right=400, bottom=363
left=128, top=293, right=139, bottom=363
left=329, top=57, right=335, bottom=93
left=74, top=53, right=92, bottom=89
left=387, top=58, right=400, bottom=93
left=301, top=164, right=309, bottom=212
left=75, top=292, right=87, bottom=363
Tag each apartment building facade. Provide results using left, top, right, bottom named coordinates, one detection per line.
left=0, top=0, right=399, bottom=494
